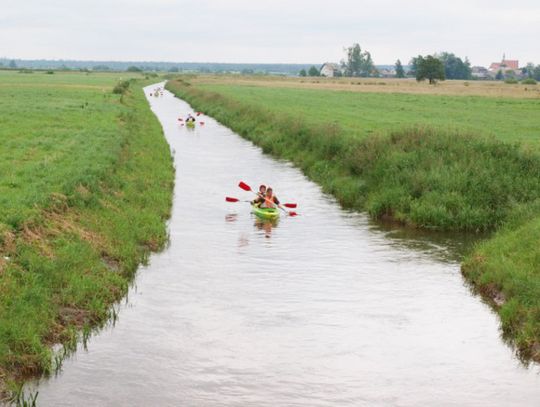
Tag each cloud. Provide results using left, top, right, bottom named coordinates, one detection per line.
left=1, top=0, right=538, bottom=65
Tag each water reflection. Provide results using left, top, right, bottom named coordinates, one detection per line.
left=253, top=217, right=279, bottom=239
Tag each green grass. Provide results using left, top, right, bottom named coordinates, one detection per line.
left=167, top=77, right=540, bottom=363
left=463, top=214, right=540, bottom=361
left=196, top=83, right=540, bottom=147
left=0, top=71, right=173, bottom=396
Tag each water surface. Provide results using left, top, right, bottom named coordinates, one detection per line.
left=33, top=83, right=540, bottom=406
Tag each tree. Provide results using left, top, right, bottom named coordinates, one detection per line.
left=299, top=69, right=307, bottom=77
left=395, top=59, right=405, bottom=78
left=533, top=65, right=540, bottom=81
left=308, top=66, right=320, bottom=76
left=8, top=60, right=17, bottom=69
left=127, top=66, right=142, bottom=72
left=435, top=52, right=471, bottom=79
left=495, top=70, right=504, bottom=80
left=341, top=43, right=375, bottom=77
left=415, top=55, right=445, bottom=84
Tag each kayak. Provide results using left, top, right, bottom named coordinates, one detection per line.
left=186, top=121, right=195, bottom=128
left=251, top=205, right=280, bottom=221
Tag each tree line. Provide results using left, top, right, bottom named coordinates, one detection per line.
left=301, top=43, right=540, bottom=84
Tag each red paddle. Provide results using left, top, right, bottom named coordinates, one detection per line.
left=226, top=197, right=250, bottom=203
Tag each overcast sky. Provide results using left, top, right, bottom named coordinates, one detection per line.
left=1, top=0, right=538, bottom=66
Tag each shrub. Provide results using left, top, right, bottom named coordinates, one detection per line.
left=504, top=78, right=518, bottom=84
left=521, top=78, right=537, bottom=85
left=112, top=80, right=130, bottom=95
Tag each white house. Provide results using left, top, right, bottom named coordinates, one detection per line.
left=320, top=63, right=341, bottom=77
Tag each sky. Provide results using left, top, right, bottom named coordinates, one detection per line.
left=1, top=0, right=539, bottom=66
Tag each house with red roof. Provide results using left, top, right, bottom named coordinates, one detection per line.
left=488, top=56, right=519, bottom=73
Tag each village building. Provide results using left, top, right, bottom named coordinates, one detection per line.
left=378, top=68, right=396, bottom=78
left=320, top=63, right=341, bottom=77
left=489, top=59, right=519, bottom=72
left=471, top=66, right=490, bottom=79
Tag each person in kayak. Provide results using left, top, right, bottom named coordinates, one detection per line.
left=186, top=114, right=196, bottom=123
left=251, top=184, right=267, bottom=206
left=260, top=187, right=282, bottom=210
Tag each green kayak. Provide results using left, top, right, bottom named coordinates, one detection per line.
left=251, top=205, right=280, bottom=221
left=186, top=120, right=195, bottom=128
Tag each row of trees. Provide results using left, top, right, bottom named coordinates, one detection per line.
left=300, top=44, right=474, bottom=81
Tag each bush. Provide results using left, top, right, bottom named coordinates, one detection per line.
left=112, top=80, right=131, bottom=95
left=45, top=70, right=54, bottom=75
left=504, top=78, right=518, bottom=84
left=521, top=78, right=537, bottom=85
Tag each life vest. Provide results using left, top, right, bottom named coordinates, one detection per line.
left=261, top=194, right=276, bottom=209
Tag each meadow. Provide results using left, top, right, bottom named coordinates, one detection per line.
left=195, top=80, right=540, bottom=147
left=0, top=71, right=173, bottom=398
left=166, top=76, right=540, bottom=363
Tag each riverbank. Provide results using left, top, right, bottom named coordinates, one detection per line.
left=166, top=77, right=540, bottom=362
left=0, top=73, right=174, bottom=399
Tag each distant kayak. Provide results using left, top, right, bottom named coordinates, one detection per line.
left=251, top=205, right=280, bottom=221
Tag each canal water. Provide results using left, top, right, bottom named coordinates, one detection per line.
left=33, top=83, right=540, bottom=406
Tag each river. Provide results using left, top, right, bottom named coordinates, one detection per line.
left=31, top=83, right=540, bottom=406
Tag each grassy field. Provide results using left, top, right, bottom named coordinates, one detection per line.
left=167, top=76, right=540, bottom=363
left=194, top=81, right=540, bottom=147
left=194, top=75, right=540, bottom=99
left=0, top=71, right=173, bottom=398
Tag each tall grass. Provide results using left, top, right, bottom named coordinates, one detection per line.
left=0, top=72, right=174, bottom=396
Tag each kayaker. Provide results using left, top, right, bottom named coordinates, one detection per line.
left=186, top=114, right=196, bottom=123
left=251, top=184, right=267, bottom=206
left=260, top=187, right=282, bottom=210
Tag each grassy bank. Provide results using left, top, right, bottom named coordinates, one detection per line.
left=463, top=214, right=540, bottom=362
left=166, top=77, right=540, bottom=362
left=0, top=72, right=173, bottom=398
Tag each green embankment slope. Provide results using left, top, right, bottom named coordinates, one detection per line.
left=0, top=71, right=174, bottom=397
left=166, top=78, right=540, bottom=363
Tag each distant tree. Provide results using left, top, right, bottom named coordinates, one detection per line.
left=435, top=52, right=471, bottom=79
left=395, top=59, right=405, bottom=78
left=168, top=66, right=179, bottom=73
left=93, top=65, right=110, bottom=71
left=522, top=63, right=534, bottom=78
left=495, top=70, right=504, bottom=80
left=241, top=68, right=255, bottom=75
left=9, top=60, right=17, bottom=69
left=415, top=55, right=445, bottom=84
left=341, top=43, right=375, bottom=77
left=533, top=65, right=540, bottom=81
left=308, top=66, right=320, bottom=76
left=127, top=66, right=142, bottom=72
left=409, top=56, right=420, bottom=77
left=299, top=69, right=307, bottom=77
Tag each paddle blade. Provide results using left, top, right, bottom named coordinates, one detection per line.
left=284, top=203, right=297, bottom=208
left=238, top=181, right=252, bottom=192
left=288, top=211, right=298, bottom=217
left=200, top=121, right=205, bottom=125
left=225, top=197, right=239, bottom=202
